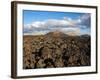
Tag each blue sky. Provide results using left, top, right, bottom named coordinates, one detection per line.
left=23, top=10, right=91, bottom=35
left=24, top=10, right=85, bottom=25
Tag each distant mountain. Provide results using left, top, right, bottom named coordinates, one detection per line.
left=80, top=34, right=90, bottom=37
left=45, top=31, right=68, bottom=38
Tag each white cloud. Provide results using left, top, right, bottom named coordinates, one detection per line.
left=24, top=14, right=91, bottom=35
left=31, top=21, right=45, bottom=28
left=45, top=19, right=76, bottom=27
left=63, top=17, right=72, bottom=21
left=80, top=13, right=90, bottom=20
left=24, top=30, right=48, bottom=35
left=60, top=28, right=80, bottom=36
left=24, top=18, right=77, bottom=34
left=78, top=13, right=91, bottom=27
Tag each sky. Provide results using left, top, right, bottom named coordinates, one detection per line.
left=23, top=10, right=91, bottom=36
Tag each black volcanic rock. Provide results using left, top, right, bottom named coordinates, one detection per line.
left=23, top=32, right=91, bottom=69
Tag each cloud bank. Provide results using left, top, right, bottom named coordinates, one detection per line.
left=24, top=13, right=91, bottom=35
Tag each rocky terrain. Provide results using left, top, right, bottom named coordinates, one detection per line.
left=23, top=31, right=91, bottom=69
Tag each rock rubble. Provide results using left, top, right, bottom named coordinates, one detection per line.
left=23, top=32, right=91, bottom=69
